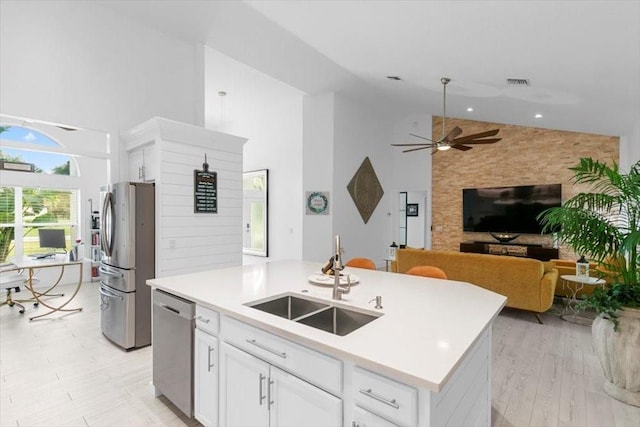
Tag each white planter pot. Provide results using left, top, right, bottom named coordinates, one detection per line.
left=592, top=307, right=640, bottom=407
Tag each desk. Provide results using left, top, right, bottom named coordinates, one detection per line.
left=560, top=274, right=606, bottom=325
left=2, top=255, right=83, bottom=320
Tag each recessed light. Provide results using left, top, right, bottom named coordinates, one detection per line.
left=466, top=107, right=474, bottom=112
left=534, top=113, right=543, bottom=119
left=386, top=76, right=402, bottom=81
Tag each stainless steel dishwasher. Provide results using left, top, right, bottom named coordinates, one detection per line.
left=152, top=289, right=195, bottom=417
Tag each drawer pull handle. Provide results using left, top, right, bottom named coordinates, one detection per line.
left=196, top=316, right=210, bottom=323
left=359, top=388, right=400, bottom=409
left=246, top=339, right=287, bottom=359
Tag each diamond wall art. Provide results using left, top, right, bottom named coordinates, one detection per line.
left=347, top=157, right=384, bottom=224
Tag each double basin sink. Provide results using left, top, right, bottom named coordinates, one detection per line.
left=247, top=294, right=381, bottom=336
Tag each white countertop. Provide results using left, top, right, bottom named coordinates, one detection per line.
left=147, top=260, right=507, bottom=392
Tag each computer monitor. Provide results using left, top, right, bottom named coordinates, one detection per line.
left=38, top=229, right=67, bottom=252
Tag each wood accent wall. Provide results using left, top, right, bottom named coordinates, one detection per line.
left=431, top=116, right=619, bottom=259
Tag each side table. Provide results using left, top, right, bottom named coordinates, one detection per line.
left=560, top=274, right=606, bottom=325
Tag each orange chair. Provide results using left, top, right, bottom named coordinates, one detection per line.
left=406, top=265, right=448, bottom=279
left=345, top=257, right=377, bottom=270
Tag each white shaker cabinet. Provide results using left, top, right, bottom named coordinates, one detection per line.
left=194, top=305, right=220, bottom=426
left=194, top=329, right=218, bottom=427
left=220, top=343, right=342, bottom=427
left=352, top=406, right=399, bottom=427
left=269, top=366, right=342, bottom=427
left=127, top=143, right=156, bottom=182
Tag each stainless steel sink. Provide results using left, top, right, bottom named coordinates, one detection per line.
left=249, top=295, right=329, bottom=320
left=296, top=306, right=379, bottom=336
left=247, top=294, right=381, bottom=336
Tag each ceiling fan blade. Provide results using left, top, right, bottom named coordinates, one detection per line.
left=403, top=146, right=431, bottom=153
left=392, top=143, right=434, bottom=147
left=451, top=144, right=473, bottom=151
left=452, top=129, right=499, bottom=143
left=409, top=133, right=435, bottom=142
left=442, top=126, right=463, bottom=142
left=459, top=138, right=502, bottom=145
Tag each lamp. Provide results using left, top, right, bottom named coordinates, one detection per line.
left=437, top=144, right=451, bottom=151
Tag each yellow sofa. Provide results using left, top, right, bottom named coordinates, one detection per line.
left=395, top=248, right=558, bottom=321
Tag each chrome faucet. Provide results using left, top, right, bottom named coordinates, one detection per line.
left=332, top=235, right=351, bottom=300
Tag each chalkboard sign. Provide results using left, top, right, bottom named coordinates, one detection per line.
left=194, top=170, right=217, bottom=213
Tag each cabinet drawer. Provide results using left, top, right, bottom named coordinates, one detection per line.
left=221, top=316, right=342, bottom=396
left=196, top=305, right=220, bottom=336
left=353, top=367, right=417, bottom=426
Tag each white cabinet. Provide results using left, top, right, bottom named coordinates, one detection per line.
left=352, top=406, right=399, bottom=427
left=220, top=343, right=342, bottom=427
left=352, top=367, right=417, bottom=426
left=194, top=305, right=220, bottom=426
left=269, top=366, right=342, bottom=427
left=194, top=329, right=218, bottom=427
left=128, top=143, right=156, bottom=182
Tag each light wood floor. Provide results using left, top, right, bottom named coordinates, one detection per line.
left=1, top=282, right=639, bottom=427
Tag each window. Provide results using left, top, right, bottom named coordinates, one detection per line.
left=0, top=126, right=79, bottom=261
left=0, top=125, right=76, bottom=175
left=0, top=186, right=79, bottom=260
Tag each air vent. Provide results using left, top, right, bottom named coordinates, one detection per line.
left=506, top=78, right=530, bottom=86
left=386, top=76, right=402, bottom=81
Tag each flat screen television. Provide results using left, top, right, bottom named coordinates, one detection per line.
left=462, top=184, right=562, bottom=234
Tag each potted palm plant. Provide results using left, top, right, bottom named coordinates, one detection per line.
left=538, top=157, right=640, bottom=407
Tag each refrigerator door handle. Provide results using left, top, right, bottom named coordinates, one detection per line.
left=99, top=265, right=124, bottom=278
left=101, top=191, right=115, bottom=257
left=99, top=286, right=123, bottom=300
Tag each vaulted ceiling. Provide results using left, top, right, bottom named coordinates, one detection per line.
left=98, top=0, right=640, bottom=138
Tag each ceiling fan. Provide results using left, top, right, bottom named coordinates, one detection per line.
left=392, top=77, right=501, bottom=154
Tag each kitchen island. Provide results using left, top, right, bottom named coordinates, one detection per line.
left=148, top=260, right=507, bottom=427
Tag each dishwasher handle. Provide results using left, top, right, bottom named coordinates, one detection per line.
left=153, top=289, right=195, bottom=320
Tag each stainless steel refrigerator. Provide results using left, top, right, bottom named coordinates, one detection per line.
left=99, top=182, right=155, bottom=350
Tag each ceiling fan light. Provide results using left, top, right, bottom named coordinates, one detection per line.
left=437, top=144, right=451, bottom=151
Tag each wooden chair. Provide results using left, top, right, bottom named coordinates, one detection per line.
left=345, top=257, right=377, bottom=270
left=406, top=265, right=448, bottom=279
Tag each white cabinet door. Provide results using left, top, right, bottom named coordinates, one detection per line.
left=220, top=343, right=269, bottom=427
left=128, top=144, right=156, bottom=182
left=128, top=147, right=144, bottom=182
left=194, top=329, right=218, bottom=427
left=352, top=406, right=399, bottom=427
left=269, top=366, right=342, bottom=427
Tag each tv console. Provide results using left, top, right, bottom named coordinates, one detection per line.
left=460, top=242, right=559, bottom=261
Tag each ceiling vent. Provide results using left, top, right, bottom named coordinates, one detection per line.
left=506, top=78, right=530, bottom=86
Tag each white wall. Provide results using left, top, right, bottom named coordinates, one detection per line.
left=620, top=119, right=640, bottom=171
left=332, top=94, right=395, bottom=268
left=0, top=0, right=199, bottom=182
left=302, top=94, right=335, bottom=262
left=203, top=48, right=304, bottom=264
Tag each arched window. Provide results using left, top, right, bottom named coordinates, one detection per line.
left=0, top=125, right=77, bottom=175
